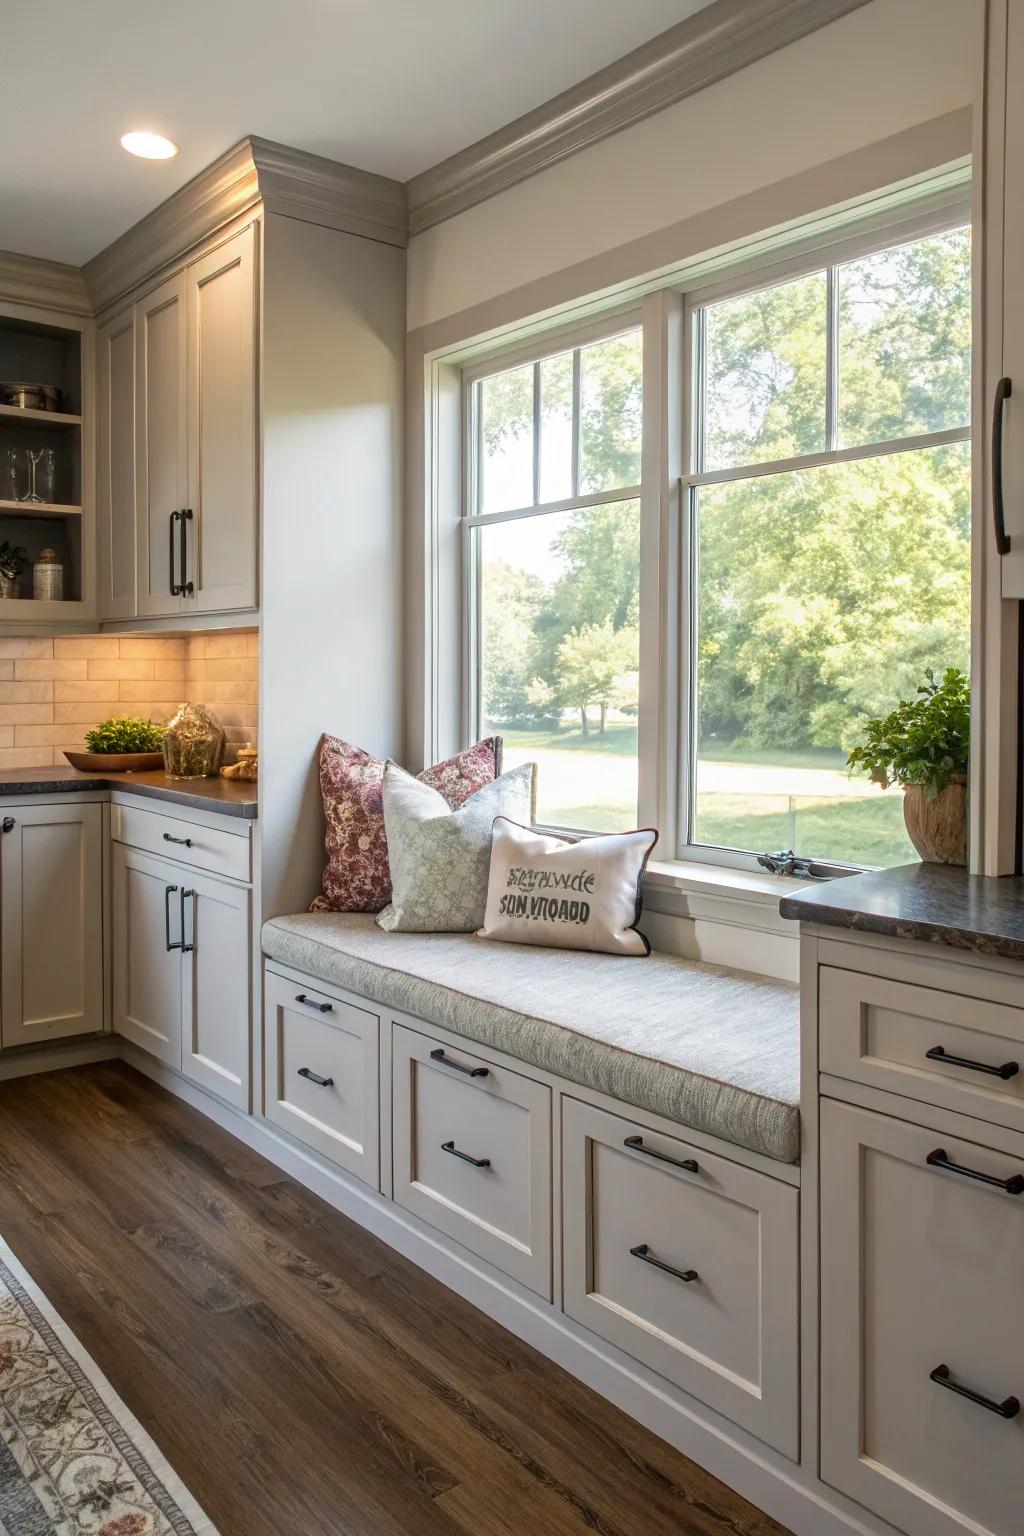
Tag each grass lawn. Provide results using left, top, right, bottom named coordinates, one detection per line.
left=498, top=722, right=917, bottom=866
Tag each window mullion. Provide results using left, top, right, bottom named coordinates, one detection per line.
left=532, top=360, right=541, bottom=507
left=825, top=264, right=839, bottom=452
left=571, top=347, right=581, bottom=498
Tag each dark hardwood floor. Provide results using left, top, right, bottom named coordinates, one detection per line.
left=0, top=1063, right=794, bottom=1536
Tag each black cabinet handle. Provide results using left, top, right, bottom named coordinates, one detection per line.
left=164, top=883, right=181, bottom=952
left=623, top=1134, right=698, bottom=1174
left=992, top=377, right=1012, bottom=556
left=180, top=888, right=194, bottom=954
left=926, top=1147, right=1024, bottom=1195
left=179, top=507, right=194, bottom=596
left=441, top=1140, right=490, bottom=1168
left=630, top=1243, right=698, bottom=1284
left=298, top=1066, right=334, bottom=1088
left=926, top=1045, right=1019, bottom=1081
left=930, top=1363, right=1020, bottom=1419
left=295, top=994, right=333, bottom=1014
left=163, top=832, right=193, bottom=848
left=1, top=816, right=14, bottom=833
left=430, top=1048, right=488, bottom=1078
left=169, top=509, right=180, bottom=595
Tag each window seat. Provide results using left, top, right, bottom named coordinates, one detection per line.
left=262, top=913, right=801, bottom=1163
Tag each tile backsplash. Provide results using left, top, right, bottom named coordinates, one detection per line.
left=0, top=629, right=259, bottom=770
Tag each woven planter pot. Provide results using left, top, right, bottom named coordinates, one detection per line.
left=902, top=773, right=967, bottom=865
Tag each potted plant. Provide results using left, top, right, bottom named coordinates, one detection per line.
left=846, top=668, right=969, bottom=865
left=65, top=715, right=167, bottom=774
left=0, top=542, right=28, bottom=599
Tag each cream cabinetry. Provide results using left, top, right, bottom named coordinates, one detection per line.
left=97, top=223, right=257, bottom=621
left=111, top=804, right=253, bottom=1109
left=0, top=800, right=104, bottom=1049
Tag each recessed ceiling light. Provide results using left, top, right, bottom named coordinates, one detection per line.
left=120, top=131, right=179, bottom=160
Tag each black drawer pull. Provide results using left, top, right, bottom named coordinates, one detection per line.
left=441, top=1140, right=490, bottom=1168
left=298, top=1066, right=334, bottom=1088
left=926, top=1147, right=1024, bottom=1195
left=926, top=1045, right=1019, bottom=1081
left=430, top=1048, right=488, bottom=1078
left=630, top=1243, right=698, bottom=1284
left=623, top=1134, right=698, bottom=1174
left=992, top=376, right=1012, bottom=556
left=930, top=1363, right=1020, bottom=1419
left=163, top=832, right=193, bottom=848
left=2, top=816, right=14, bottom=833
left=164, top=883, right=181, bottom=952
left=295, top=994, right=333, bottom=1014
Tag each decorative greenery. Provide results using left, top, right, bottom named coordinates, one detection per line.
left=845, top=667, right=970, bottom=795
left=0, top=542, right=28, bottom=582
left=83, top=716, right=165, bottom=755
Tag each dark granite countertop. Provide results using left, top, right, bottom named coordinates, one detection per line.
left=779, top=863, right=1024, bottom=961
left=0, top=767, right=257, bottom=820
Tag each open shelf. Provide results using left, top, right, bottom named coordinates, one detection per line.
left=0, top=403, right=82, bottom=429
left=0, top=499, right=82, bottom=517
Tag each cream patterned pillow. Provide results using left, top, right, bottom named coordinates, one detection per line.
left=479, top=818, right=658, bottom=956
left=378, top=762, right=535, bottom=932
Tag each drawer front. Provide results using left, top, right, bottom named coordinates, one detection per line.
left=821, top=1099, right=1024, bottom=1536
left=392, top=1025, right=552, bottom=1298
left=264, top=970, right=380, bottom=1189
left=820, top=966, right=1024, bottom=1133
left=562, top=1098, right=799, bottom=1457
left=111, top=801, right=250, bottom=883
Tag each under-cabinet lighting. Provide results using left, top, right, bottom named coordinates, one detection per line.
left=120, top=131, right=179, bottom=160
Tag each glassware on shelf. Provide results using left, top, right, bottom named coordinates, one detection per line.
left=30, top=448, right=57, bottom=504
left=162, top=703, right=225, bottom=779
left=32, top=549, right=63, bottom=602
left=1, top=447, right=20, bottom=503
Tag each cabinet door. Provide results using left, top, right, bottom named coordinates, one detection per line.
left=96, top=309, right=137, bottom=620
left=135, top=272, right=187, bottom=617
left=1, top=803, right=103, bottom=1048
left=111, top=842, right=183, bottom=1066
left=820, top=1098, right=1024, bottom=1536
left=186, top=225, right=257, bottom=613
left=180, top=870, right=251, bottom=1109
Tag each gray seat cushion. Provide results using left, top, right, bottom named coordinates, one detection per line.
left=262, top=913, right=801, bottom=1164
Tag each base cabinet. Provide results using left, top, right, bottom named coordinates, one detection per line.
left=820, top=1098, right=1024, bottom=1536
left=0, top=801, right=104, bottom=1049
left=112, top=839, right=251, bottom=1107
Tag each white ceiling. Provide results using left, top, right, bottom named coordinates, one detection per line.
left=3, top=0, right=712, bottom=267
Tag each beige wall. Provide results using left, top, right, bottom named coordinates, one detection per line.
left=406, top=0, right=974, bottom=332
left=0, top=630, right=258, bottom=769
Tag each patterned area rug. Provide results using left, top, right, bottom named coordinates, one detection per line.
left=0, top=1237, right=217, bottom=1535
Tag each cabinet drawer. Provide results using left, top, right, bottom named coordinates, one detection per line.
left=820, top=966, right=1024, bottom=1134
left=392, top=1025, right=552, bottom=1298
left=821, top=1099, right=1024, bottom=1536
left=111, top=800, right=250, bottom=883
left=562, top=1098, right=799, bottom=1457
left=264, top=970, right=380, bottom=1190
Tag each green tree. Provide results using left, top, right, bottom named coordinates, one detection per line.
left=553, top=621, right=639, bottom=736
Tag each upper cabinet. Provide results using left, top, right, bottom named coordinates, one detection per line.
left=97, top=223, right=258, bottom=621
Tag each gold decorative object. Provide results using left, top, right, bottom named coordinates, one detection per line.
left=162, top=703, right=225, bottom=779
left=220, top=747, right=258, bottom=782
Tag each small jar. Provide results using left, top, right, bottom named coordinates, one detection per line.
left=162, top=703, right=225, bottom=780
left=33, top=549, right=63, bottom=601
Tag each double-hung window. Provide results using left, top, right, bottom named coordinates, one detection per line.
left=461, top=218, right=972, bottom=872
left=464, top=324, right=643, bottom=831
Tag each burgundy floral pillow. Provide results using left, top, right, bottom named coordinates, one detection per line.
left=310, top=736, right=503, bottom=913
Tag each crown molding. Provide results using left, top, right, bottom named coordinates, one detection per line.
left=0, top=250, right=92, bottom=317
left=406, top=0, right=875, bottom=234
left=84, top=138, right=407, bottom=315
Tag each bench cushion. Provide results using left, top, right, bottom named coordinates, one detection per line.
left=262, top=913, right=801, bottom=1163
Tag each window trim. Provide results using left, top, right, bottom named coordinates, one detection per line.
left=454, top=194, right=972, bottom=875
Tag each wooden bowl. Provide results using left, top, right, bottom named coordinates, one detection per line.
left=64, top=750, right=164, bottom=774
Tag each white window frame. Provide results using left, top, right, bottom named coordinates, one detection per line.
left=455, top=190, right=972, bottom=875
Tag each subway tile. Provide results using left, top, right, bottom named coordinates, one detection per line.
left=154, top=657, right=187, bottom=681
left=52, top=701, right=119, bottom=725
left=0, top=747, right=54, bottom=768
left=199, top=658, right=258, bottom=683
left=186, top=637, right=206, bottom=661
left=0, top=662, right=12, bottom=682
left=15, top=659, right=88, bottom=681
left=15, top=724, right=90, bottom=747
left=202, top=633, right=249, bottom=659
left=117, top=681, right=186, bottom=703
left=54, top=636, right=122, bottom=660
left=199, top=681, right=258, bottom=704
left=119, top=637, right=187, bottom=659
left=0, top=639, right=53, bottom=659
left=0, top=704, right=54, bottom=726
left=0, top=727, right=13, bottom=747
left=246, top=632, right=260, bottom=657
left=88, top=658, right=155, bottom=681
left=0, top=682, right=52, bottom=704
left=54, top=680, right=123, bottom=702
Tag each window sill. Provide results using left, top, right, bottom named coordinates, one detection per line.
left=642, top=857, right=814, bottom=931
